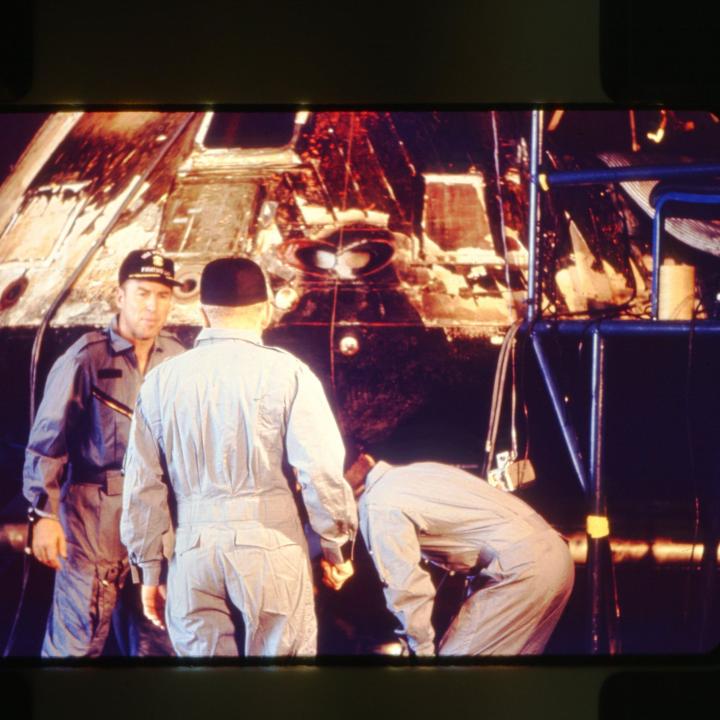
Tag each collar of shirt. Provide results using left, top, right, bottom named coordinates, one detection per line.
left=194, top=327, right=264, bottom=348
left=107, top=315, right=167, bottom=356
left=364, top=460, right=393, bottom=495
left=107, top=315, right=134, bottom=355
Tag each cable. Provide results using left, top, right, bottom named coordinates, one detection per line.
left=329, top=279, right=340, bottom=394
left=2, top=545, right=30, bottom=658
left=490, top=111, right=517, bottom=323
left=328, top=112, right=355, bottom=403
left=678, top=301, right=702, bottom=648
left=481, top=321, right=522, bottom=478
left=514, top=324, right=533, bottom=465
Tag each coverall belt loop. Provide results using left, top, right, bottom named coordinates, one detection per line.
left=70, top=469, right=124, bottom=495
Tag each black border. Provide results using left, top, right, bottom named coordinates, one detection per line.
left=3, top=2, right=720, bottom=719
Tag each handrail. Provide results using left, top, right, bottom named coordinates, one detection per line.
left=651, top=189, right=720, bottom=319
left=526, top=109, right=542, bottom=322
left=543, top=162, right=720, bottom=187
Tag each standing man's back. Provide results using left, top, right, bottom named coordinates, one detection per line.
left=122, top=257, right=357, bottom=656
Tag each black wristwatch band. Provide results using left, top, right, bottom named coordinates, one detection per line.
left=25, top=506, right=37, bottom=555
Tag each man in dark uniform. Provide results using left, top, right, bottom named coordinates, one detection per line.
left=23, top=249, right=185, bottom=657
left=341, top=454, right=575, bottom=656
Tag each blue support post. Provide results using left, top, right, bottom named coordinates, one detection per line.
left=521, top=124, right=720, bottom=653
left=526, top=109, right=542, bottom=322
left=588, top=328, right=606, bottom=654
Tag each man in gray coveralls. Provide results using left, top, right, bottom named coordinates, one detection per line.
left=121, top=257, right=357, bottom=656
left=343, top=454, right=575, bottom=656
left=23, top=249, right=184, bottom=657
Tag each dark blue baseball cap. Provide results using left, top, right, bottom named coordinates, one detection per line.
left=119, top=249, right=181, bottom=288
left=200, top=257, right=269, bottom=307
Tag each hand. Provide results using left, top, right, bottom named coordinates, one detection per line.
left=141, top=584, right=167, bottom=630
left=374, top=637, right=411, bottom=657
left=321, top=559, right=354, bottom=591
left=32, top=517, right=67, bottom=570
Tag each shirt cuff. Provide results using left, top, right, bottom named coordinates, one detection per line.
left=137, top=560, right=162, bottom=586
left=29, top=489, right=60, bottom=517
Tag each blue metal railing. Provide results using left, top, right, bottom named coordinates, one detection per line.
left=526, top=109, right=542, bottom=322
left=543, top=162, right=720, bottom=187
left=523, top=110, right=720, bottom=654
left=651, top=190, right=720, bottom=319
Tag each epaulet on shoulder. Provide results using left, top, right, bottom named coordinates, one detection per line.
left=70, top=330, right=107, bottom=353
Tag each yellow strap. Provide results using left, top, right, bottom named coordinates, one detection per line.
left=539, top=173, right=550, bottom=192
left=587, top=515, right=610, bottom=539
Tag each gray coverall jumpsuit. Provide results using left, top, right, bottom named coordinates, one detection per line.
left=23, top=317, right=184, bottom=657
left=121, top=328, right=358, bottom=657
left=359, top=461, right=575, bottom=656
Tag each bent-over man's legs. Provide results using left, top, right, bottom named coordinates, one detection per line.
left=438, top=530, right=575, bottom=656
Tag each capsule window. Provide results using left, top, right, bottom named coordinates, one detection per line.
left=203, top=112, right=297, bottom=150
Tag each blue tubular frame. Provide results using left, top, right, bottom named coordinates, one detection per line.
left=651, top=190, right=720, bottom=319
left=529, top=320, right=720, bottom=338
left=531, top=333, right=589, bottom=494
left=544, top=162, right=720, bottom=187
left=524, top=114, right=720, bottom=653
left=588, top=329, right=606, bottom=655
left=528, top=319, right=720, bottom=654
left=528, top=321, right=720, bottom=493
left=526, top=109, right=542, bottom=322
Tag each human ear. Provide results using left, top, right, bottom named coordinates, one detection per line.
left=262, top=301, right=273, bottom=329
left=200, top=306, right=210, bottom=328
